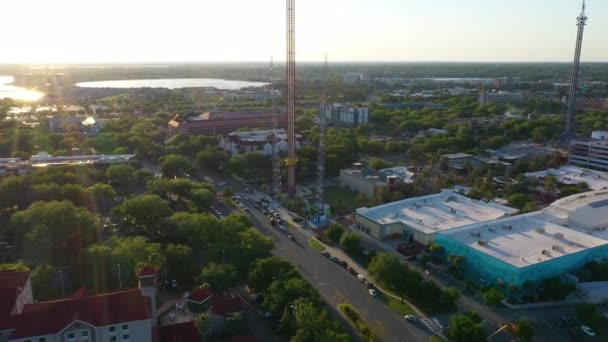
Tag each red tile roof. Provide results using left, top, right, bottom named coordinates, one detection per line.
left=138, top=265, right=156, bottom=277
left=210, top=295, right=243, bottom=317
left=159, top=321, right=202, bottom=342
left=0, top=289, right=151, bottom=339
left=0, top=271, right=30, bottom=315
left=187, top=288, right=214, bottom=303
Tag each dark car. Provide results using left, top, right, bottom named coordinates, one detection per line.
left=339, top=260, right=348, bottom=268
left=366, top=282, right=375, bottom=289
left=330, top=256, right=340, bottom=263
left=322, top=251, right=330, bottom=257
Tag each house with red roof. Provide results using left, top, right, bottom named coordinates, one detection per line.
left=0, top=267, right=157, bottom=342
left=0, top=270, right=33, bottom=316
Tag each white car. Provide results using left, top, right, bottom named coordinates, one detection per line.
left=368, top=289, right=377, bottom=296
left=357, top=274, right=365, bottom=281
left=404, top=315, right=418, bottom=322
left=581, top=325, right=596, bottom=337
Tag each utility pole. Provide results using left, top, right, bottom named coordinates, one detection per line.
left=59, top=269, right=65, bottom=296
left=117, top=263, right=122, bottom=289
left=564, top=0, right=588, bottom=136
left=286, top=0, right=297, bottom=197
left=316, top=55, right=328, bottom=211
left=164, top=257, right=168, bottom=288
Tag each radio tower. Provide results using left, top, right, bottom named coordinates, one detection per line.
left=286, top=0, right=297, bottom=197
left=316, top=55, right=328, bottom=210
left=565, top=0, right=588, bottom=136
left=270, top=56, right=282, bottom=195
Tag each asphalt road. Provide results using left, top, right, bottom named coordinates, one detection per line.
left=233, top=195, right=433, bottom=342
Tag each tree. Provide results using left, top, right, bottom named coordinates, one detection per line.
left=368, top=253, right=408, bottom=291
left=160, top=154, right=192, bottom=177
left=223, top=187, right=234, bottom=198
left=325, top=224, right=345, bottom=244
left=111, top=194, right=171, bottom=237
left=164, top=244, right=194, bottom=286
left=191, top=188, right=214, bottom=209
left=248, top=257, right=298, bottom=293
left=340, top=232, right=361, bottom=256
left=507, top=193, right=533, bottom=210
left=542, top=277, right=576, bottom=300
left=200, top=263, right=238, bottom=292
left=482, top=288, right=504, bottom=307
left=292, top=301, right=351, bottom=342
left=368, top=157, right=391, bottom=170
left=515, top=319, right=534, bottom=341
left=31, top=264, right=60, bottom=301
left=0, top=263, right=30, bottom=271
left=197, top=148, right=229, bottom=172
left=448, top=312, right=485, bottom=342
left=442, top=287, right=461, bottom=306
left=10, top=200, right=98, bottom=264
left=105, top=164, right=135, bottom=186
left=0, top=176, right=29, bottom=211
left=194, top=313, right=212, bottom=340
left=229, top=152, right=272, bottom=182
left=224, top=312, right=247, bottom=335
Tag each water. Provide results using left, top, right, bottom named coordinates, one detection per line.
left=0, top=76, right=44, bottom=101
left=76, top=78, right=269, bottom=90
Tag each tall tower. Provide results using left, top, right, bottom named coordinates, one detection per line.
left=565, top=0, right=588, bottom=136
left=286, top=0, right=297, bottom=197
left=270, top=56, right=282, bottom=195
left=316, top=55, right=328, bottom=210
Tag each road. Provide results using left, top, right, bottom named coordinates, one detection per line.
left=230, top=194, right=433, bottom=342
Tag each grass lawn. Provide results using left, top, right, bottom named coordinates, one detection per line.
left=325, top=185, right=359, bottom=215
left=377, top=291, right=416, bottom=315
left=429, top=336, right=443, bottom=342
left=308, top=237, right=326, bottom=251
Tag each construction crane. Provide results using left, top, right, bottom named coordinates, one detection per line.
left=316, top=55, right=328, bottom=211
left=564, top=0, right=588, bottom=137
left=286, top=0, right=297, bottom=197
left=270, top=56, right=282, bottom=195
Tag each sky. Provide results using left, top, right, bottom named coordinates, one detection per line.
left=1, top=0, right=606, bottom=63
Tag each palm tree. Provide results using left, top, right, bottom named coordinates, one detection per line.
left=195, top=313, right=211, bottom=342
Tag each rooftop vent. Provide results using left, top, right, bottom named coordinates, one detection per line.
left=552, top=245, right=566, bottom=253
left=502, top=224, right=513, bottom=230
left=470, top=231, right=481, bottom=237
left=488, top=227, right=496, bottom=233
left=478, top=240, right=488, bottom=246
left=535, top=227, right=546, bottom=234
left=541, top=250, right=552, bottom=257
left=553, top=233, right=564, bottom=240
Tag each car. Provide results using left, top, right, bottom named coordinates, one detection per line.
left=330, top=256, right=340, bottom=263
left=339, top=260, right=348, bottom=268
left=366, top=282, right=375, bottom=289
left=287, top=234, right=295, bottom=241
left=368, top=289, right=377, bottom=296
left=243, top=207, right=250, bottom=212
left=357, top=274, right=366, bottom=282
left=404, top=315, right=418, bottom=322
left=293, top=217, right=303, bottom=222
left=581, top=325, right=595, bottom=337
left=273, top=212, right=280, bottom=219
left=604, top=312, right=608, bottom=320
left=279, top=225, right=288, bottom=232
left=322, top=251, right=330, bottom=257
left=362, top=249, right=370, bottom=256
left=346, top=266, right=357, bottom=275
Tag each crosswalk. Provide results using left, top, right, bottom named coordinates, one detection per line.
left=420, top=317, right=442, bottom=334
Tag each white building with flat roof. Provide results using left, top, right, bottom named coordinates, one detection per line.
left=354, top=190, right=518, bottom=244
left=323, top=103, right=369, bottom=127
left=524, top=166, right=608, bottom=191
left=436, top=213, right=608, bottom=286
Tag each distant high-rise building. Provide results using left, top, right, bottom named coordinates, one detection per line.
left=565, top=0, right=588, bottom=136
left=323, top=103, right=369, bottom=127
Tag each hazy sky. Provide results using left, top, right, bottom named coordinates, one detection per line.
left=1, top=0, right=606, bottom=63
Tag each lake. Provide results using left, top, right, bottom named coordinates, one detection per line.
left=75, top=78, right=269, bottom=90
left=0, top=76, right=44, bottom=101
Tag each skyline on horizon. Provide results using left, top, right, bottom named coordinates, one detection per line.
left=1, top=0, right=606, bottom=64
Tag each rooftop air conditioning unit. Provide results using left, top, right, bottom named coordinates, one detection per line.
left=478, top=240, right=487, bottom=246
left=542, top=250, right=552, bottom=257
left=535, top=227, right=546, bottom=234
left=553, top=233, right=564, bottom=240
left=489, top=227, right=496, bottom=233
left=552, top=245, right=565, bottom=253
